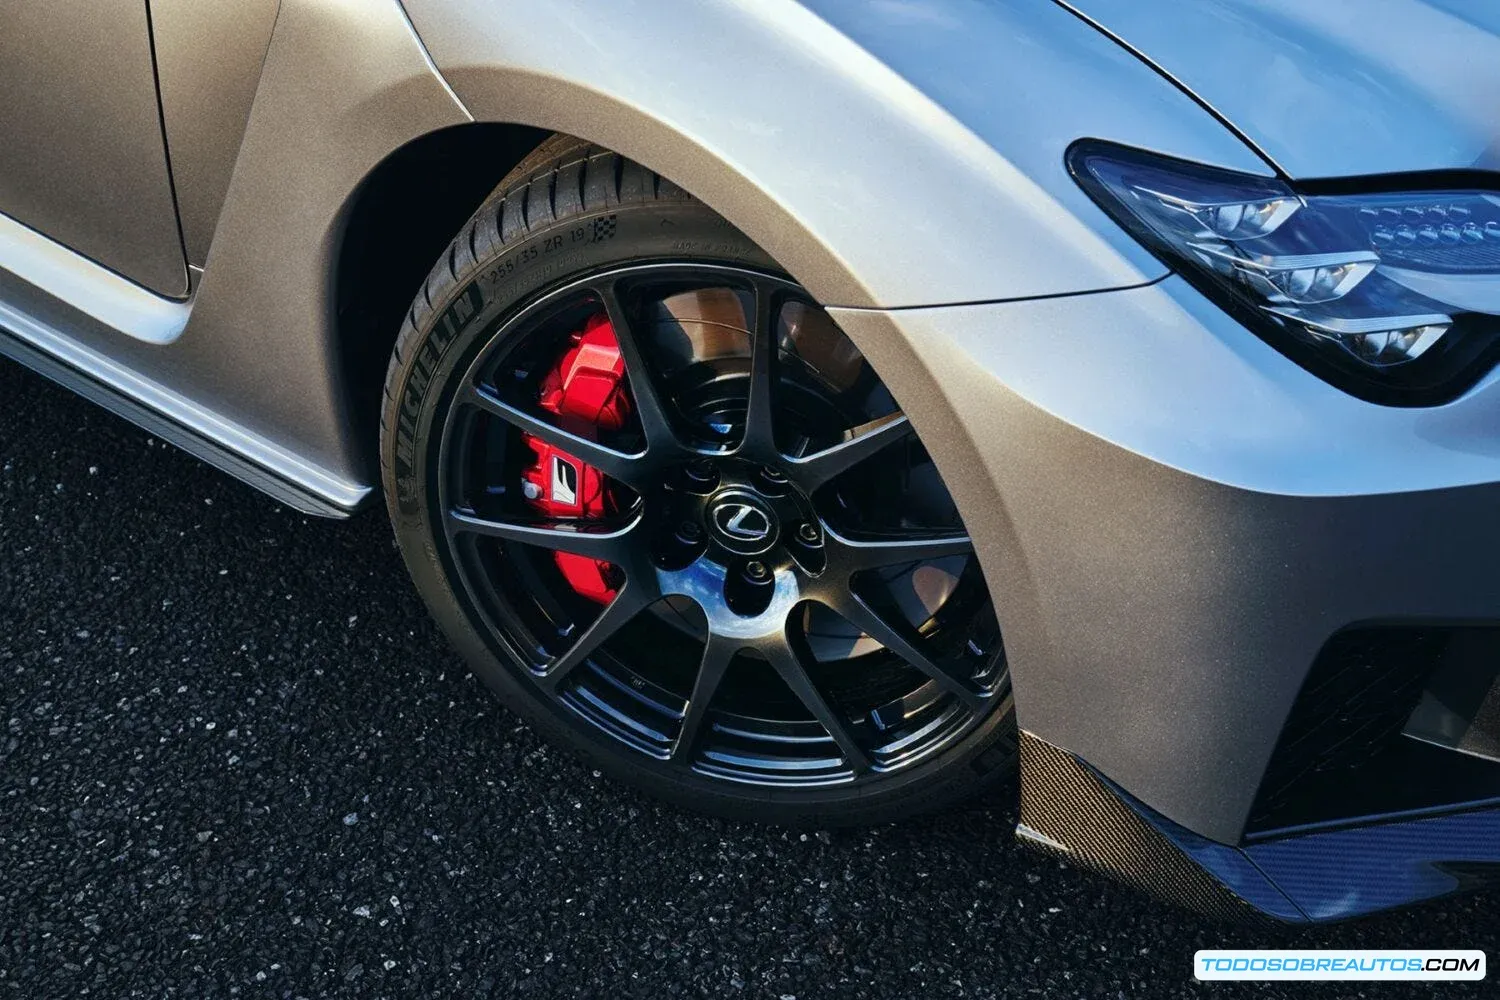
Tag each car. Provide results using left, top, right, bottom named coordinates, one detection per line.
left=4, top=0, right=1500, bottom=925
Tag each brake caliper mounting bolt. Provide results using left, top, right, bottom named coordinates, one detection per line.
left=521, top=481, right=543, bottom=501
left=745, top=560, right=769, bottom=581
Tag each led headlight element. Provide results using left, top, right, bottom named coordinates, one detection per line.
left=1267, top=310, right=1451, bottom=366
left=1190, top=247, right=1377, bottom=305
left=1070, top=142, right=1500, bottom=404
left=1140, top=188, right=1301, bottom=241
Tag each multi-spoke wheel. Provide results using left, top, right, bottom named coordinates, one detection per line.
left=383, top=135, right=1015, bottom=823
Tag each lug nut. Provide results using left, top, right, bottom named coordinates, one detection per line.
left=761, top=466, right=787, bottom=484
left=745, top=560, right=770, bottom=581
left=677, top=520, right=703, bottom=543
left=797, top=522, right=821, bottom=544
left=685, top=460, right=716, bottom=482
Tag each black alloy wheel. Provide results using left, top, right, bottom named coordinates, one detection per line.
left=383, top=135, right=1016, bottom=824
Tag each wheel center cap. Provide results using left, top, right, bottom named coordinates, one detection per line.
left=705, top=489, right=780, bottom=555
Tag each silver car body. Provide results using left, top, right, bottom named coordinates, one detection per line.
left=4, top=0, right=1499, bottom=918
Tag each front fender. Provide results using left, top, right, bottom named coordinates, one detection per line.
left=403, top=0, right=1270, bottom=309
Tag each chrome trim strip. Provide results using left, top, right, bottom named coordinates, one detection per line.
left=0, top=210, right=190, bottom=345
left=0, top=297, right=370, bottom=513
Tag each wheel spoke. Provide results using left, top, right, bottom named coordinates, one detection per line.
left=461, top=384, right=649, bottom=489
left=763, top=635, right=872, bottom=773
left=784, top=412, right=914, bottom=492
left=827, top=592, right=984, bottom=710
left=447, top=508, right=638, bottom=561
left=593, top=278, right=681, bottom=456
left=737, top=280, right=780, bottom=459
left=826, top=524, right=972, bottom=572
left=539, top=582, right=651, bottom=690
left=671, top=634, right=738, bottom=763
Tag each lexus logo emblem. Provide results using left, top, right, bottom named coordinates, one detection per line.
left=714, top=502, right=772, bottom=541
left=706, top=491, right=779, bottom=554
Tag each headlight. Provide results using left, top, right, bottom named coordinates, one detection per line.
left=1069, top=141, right=1500, bottom=405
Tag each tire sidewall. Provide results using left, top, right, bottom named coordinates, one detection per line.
left=383, top=200, right=1016, bottom=825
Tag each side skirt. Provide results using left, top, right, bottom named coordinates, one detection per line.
left=0, top=323, right=368, bottom=519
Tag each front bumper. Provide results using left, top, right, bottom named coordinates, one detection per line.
left=827, top=276, right=1500, bottom=919
left=1020, top=732, right=1500, bottom=922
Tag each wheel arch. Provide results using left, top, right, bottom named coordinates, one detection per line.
left=331, top=122, right=550, bottom=479
left=325, top=115, right=997, bottom=545
left=330, top=124, right=1021, bottom=699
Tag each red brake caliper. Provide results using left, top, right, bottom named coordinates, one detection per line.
left=518, top=313, right=632, bottom=604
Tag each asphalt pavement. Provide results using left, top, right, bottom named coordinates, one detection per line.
left=2, top=359, right=1496, bottom=999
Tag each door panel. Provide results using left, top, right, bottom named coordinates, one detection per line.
left=0, top=2, right=188, bottom=296
left=151, top=0, right=281, bottom=267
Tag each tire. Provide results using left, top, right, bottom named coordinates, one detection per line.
left=380, top=134, right=1016, bottom=826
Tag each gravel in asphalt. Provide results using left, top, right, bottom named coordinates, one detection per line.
left=1, top=360, right=1495, bottom=999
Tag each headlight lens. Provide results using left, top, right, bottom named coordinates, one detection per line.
left=1070, top=141, right=1500, bottom=405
